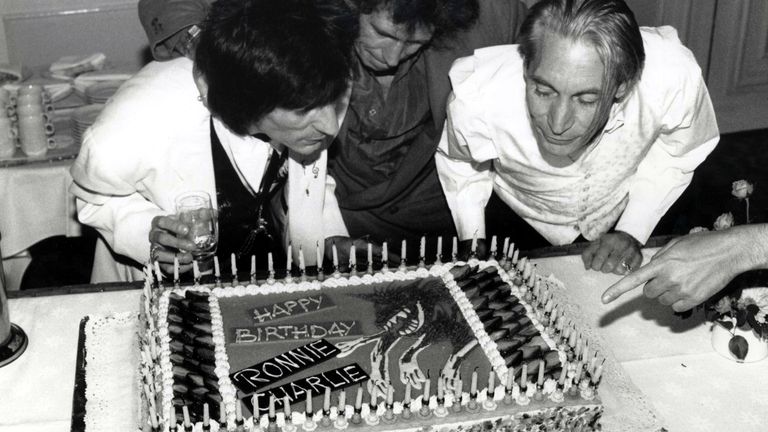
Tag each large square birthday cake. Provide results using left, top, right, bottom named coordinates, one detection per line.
left=138, top=248, right=603, bottom=431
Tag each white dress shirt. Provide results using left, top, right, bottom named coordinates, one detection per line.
left=436, top=26, right=719, bottom=245
left=71, top=58, right=348, bottom=277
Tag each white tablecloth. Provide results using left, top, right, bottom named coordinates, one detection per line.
left=0, top=160, right=82, bottom=290
left=1, top=251, right=767, bottom=431
left=534, top=251, right=768, bottom=432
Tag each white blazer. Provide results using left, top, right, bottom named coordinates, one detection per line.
left=70, top=58, right=347, bottom=281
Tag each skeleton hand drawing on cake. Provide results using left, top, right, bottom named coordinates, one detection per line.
left=337, top=300, right=426, bottom=394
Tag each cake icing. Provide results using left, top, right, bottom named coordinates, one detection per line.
left=139, top=249, right=603, bottom=431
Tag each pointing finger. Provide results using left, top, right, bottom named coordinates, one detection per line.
left=601, top=261, right=659, bottom=304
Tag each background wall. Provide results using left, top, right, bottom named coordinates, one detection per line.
left=0, top=0, right=148, bottom=69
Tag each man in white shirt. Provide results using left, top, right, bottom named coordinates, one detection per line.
left=436, top=0, right=719, bottom=274
left=70, top=0, right=354, bottom=281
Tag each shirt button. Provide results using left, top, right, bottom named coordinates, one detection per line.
left=368, top=108, right=377, bottom=117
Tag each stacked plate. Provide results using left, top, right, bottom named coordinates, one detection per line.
left=71, top=104, right=104, bottom=145
left=84, top=80, right=123, bottom=104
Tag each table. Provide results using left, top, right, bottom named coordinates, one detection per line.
left=0, top=159, right=82, bottom=291
left=1, top=251, right=767, bottom=431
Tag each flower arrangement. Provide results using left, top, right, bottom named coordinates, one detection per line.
left=707, top=287, right=768, bottom=360
left=693, top=179, right=768, bottom=361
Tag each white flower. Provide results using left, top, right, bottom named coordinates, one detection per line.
left=741, top=287, right=768, bottom=321
left=713, top=212, right=734, bottom=231
left=731, top=180, right=754, bottom=199
left=689, top=226, right=709, bottom=234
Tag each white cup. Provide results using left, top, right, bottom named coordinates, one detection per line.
left=0, top=116, right=18, bottom=158
left=17, top=84, right=51, bottom=103
left=18, top=113, right=56, bottom=157
left=13, top=102, right=54, bottom=118
left=16, top=92, right=53, bottom=108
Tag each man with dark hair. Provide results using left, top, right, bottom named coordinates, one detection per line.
left=138, top=0, right=527, bottom=261
left=436, top=0, right=719, bottom=274
left=71, top=0, right=356, bottom=281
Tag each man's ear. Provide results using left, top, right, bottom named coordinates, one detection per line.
left=615, top=81, right=629, bottom=101
left=193, top=66, right=209, bottom=106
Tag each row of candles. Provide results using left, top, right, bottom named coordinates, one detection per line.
left=156, top=355, right=603, bottom=432
left=150, top=235, right=522, bottom=288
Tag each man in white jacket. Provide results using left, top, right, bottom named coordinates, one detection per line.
left=436, top=0, right=719, bottom=274
left=70, top=0, right=356, bottom=281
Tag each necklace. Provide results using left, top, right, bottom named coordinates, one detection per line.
left=303, top=160, right=319, bottom=195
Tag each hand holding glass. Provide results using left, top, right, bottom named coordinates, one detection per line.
left=175, top=191, right=218, bottom=266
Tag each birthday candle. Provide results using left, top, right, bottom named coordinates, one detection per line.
left=286, top=244, right=293, bottom=272
left=269, top=396, right=276, bottom=419
left=193, top=261, right=200, bottom=281
left=502, top=238, right=510, bottom=257
left=367, top=243, right=373, bottom=267
left=386, top=386, right=394, bottom=406
left=203, top=403, right=210, bottom=427
left=574, top=361, right=584, bottom=382
left=401, top=239, right=407, bottom=261
left=452, top=237, right=458, bottom=259
left=370, top=385, right=379, bottom=408
left=324, top=387, right=331, bottom=413
left=520, top=363, right=528, bottom=389
left=437, top=237, right=443, bottom=259
left=471, top=232, right=478, bottom=253
left=470, top=369, right=478, bottom=396
left=582, top=342, right=589, bottom=363
left=505, top=368, right=514, bottom=391
left=214, top=256, right=221, bottom=278
left=382, top=242, right=388, bottom=263
left=455, top=375, right=463, bottom=399
left=490, top=236, right=497, bottom=255
left=350, top=245, right=356, bottom=266
left=219, top=401, right=226, bottom=425
left=306, top=389, right=313, bottom=414
left=338, top=390, right=346, bottom=414
left=332, top=244, right=339, bottom=268
left=299, top=247, right=306, bottom=272
left=251, top=255, right=256, bottom=277
left=268, top=252, right=274, bottom=273
left=182, top=405, right=191, bottom=427
left=404, top=383, right=412, bottom=405
left=591, top=364, right=603, bottom=383
left=537, top=360, right=545, bottom=386
left=420, top=236, right=426, bottom=258
left=316, top=242, right=322, bottom=270
left=235, top=398, right=243, bottom=422
left=154, top=261, right=162, bottom=283
left=170, top=406, right=178, bottom=429
left=422, top=377, right=430, bottom=402
left=173, top=256, right=180, bottom=282
left=558, top=367, right=567, bottom=386
left=231, top=253, right=237, bottom=278
left=355, top=386, right=363, bottom=410
left=487, top=371, right=495, bottom=396
left=437, top=378, right=444, bottom=400
left=284, top=395, right=292, bottom=420
left=511, top=249, right=519, bottom=265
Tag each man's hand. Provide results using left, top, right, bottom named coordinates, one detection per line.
left=582, top=231, right=642, bottom=275
left=601, top=227, right=763, bottom=312
left=148, top=215, right=196, bottom=274
left=324, top=236, right=387, bottom=269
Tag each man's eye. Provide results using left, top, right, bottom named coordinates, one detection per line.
left=578, top=97, right=598, bottom=106
left=533, top=87, right=553, bottom=97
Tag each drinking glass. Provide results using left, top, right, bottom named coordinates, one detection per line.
left=175, top=191, right=218, bottom=267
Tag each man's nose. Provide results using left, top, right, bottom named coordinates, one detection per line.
left=548, top=98, right=574, bottom=135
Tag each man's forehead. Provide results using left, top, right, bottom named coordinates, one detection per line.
left=368, top=8, right=433, bottom=42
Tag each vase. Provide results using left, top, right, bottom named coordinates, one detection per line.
left=711, top=322, right=768, bottom=363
